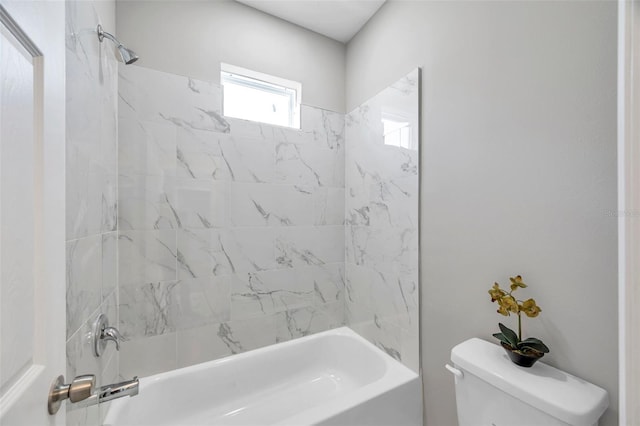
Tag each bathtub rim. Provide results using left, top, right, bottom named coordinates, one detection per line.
left=104, top=326, right=420, bottom=425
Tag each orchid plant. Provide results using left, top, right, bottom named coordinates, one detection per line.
left=488, top=275, right=550, bottom=356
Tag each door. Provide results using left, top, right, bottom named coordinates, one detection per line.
left=0, top=1, right=66, bottom=425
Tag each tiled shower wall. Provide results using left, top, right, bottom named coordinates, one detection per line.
left=345, top=69, right=421, bottom=372
left=65, top=1, right=119, bottom=425
left=117, top=65, right=346, bottom=377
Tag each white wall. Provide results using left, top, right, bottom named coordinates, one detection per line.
left=347, top=1, right=618, bottom=425
left=116, top=0, right=346, bottom=113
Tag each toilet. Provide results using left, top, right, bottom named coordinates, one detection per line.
left=447, top=338, right=609, bottom=426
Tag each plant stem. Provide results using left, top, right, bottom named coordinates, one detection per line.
left=518, top=311, right=522, bottom=341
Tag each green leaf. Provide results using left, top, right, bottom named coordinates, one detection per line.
left=519, top=345, right=545, bottom=354
left=498, top=323, right=519, bottom=347
left=492, top=332, right=513, bottom=348
left=518, top=338, right=549, bottom=354
left=518, top=339, right=550, bottom=353
left=520, top=337, right=544, bottom=345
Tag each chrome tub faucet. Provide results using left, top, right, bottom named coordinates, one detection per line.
left=95, top=377, right=139, bottom=403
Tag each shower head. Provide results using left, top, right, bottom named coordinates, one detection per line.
left=116, top=44, right=139, bottom=65
left=97, top=24, right=139, bottom=65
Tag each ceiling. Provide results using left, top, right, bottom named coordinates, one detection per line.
left=235, top=0, right=386, bottom=44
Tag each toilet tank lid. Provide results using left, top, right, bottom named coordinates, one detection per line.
left=451, top=338, right=609, bottom=426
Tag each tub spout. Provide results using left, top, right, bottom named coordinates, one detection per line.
left=96, top=377, right=139, bottom=404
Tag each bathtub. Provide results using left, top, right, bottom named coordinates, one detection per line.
left=103, top=327, right=422, bottom=426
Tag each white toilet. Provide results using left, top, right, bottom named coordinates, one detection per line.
left=447, top=338, right=609, bottom=426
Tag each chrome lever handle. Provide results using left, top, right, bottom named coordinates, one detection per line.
left=93, top=314, right=126, bottom=356
left=102, top=326, right=125, bottom=350
left=48, top=374, right=96, bottom=415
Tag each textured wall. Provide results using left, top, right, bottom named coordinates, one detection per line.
left=345, top=69, right=420, bottom=372
left=65, top=0, right=119, bottom=425
left=346, top=1, right=618, bottom=425
left=117, top=65, right=345, bottom=378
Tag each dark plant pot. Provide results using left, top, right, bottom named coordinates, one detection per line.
left=501, top=343, right=544, bottom=368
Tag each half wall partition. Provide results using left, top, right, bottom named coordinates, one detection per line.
left=345, top=69, right=421, bottom=372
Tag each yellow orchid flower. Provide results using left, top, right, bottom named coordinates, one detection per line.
left=488, top=283, right=505, bottom=302
left=498, top=295, right=519, bottom=314
left=497, top=305, right=510, bottom=316
left=509, top=275, right=527, bottom=291
left=521, top=298, right=541, bottom=318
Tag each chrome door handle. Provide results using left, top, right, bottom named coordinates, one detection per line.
left=48, top=374, right=95, bottom=415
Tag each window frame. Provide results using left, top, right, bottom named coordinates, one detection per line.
left=221, top=63, right=301, bottom=129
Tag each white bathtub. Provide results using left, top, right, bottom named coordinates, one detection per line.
left=104, top=327, right=422, bottom=426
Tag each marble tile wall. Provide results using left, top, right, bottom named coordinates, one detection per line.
left=65, top=1, right=119, bottom=425
left=117, top=65, right=345, bottom=378
left=344, top=68, right=421, bottom=372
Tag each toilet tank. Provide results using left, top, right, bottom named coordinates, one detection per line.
left=449, top=338, right=608, bottom=426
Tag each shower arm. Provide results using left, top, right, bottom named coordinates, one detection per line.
left=96, top=24, right=138, bottom=65
left=97, top=25, right=122, bottom=47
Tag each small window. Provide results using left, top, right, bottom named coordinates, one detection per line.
left=221, top=63, right=301, bottom=129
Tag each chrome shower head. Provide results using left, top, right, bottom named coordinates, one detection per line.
left=97, top=24, right=139, bottom=65
left=116, top=44, right=139, bottom=65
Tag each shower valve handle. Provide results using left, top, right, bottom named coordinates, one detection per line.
left=102, top=326, right=124, bottom=351
left=93, top=313, right=126, bottom=357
